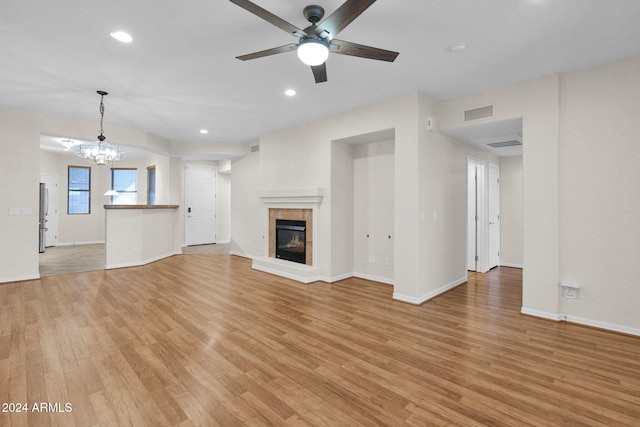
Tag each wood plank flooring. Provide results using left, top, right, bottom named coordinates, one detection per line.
left=38, top=243, right=230, bottom=277
left=2, top=255, right=639, bottom=426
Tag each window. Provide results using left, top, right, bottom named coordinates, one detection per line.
left=147, top=165, right=156, bottom=205
left=110, top=168, right=137, bottom=204
left=68, top=166, right=91, bottom=214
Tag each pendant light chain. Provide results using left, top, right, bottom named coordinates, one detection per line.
left=98, top=91, right=107, bottom=142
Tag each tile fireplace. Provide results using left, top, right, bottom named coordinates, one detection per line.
left=268, top=208, right=313, bottom=266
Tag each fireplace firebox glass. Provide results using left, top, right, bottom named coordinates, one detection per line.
left=275, top=219, right=306, bottom=264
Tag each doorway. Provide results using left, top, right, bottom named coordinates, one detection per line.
left=185, top=164, right=217, bottom=246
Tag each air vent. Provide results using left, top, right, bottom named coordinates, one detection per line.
left=464, top=105, right=494, bottom=121
left=487, top=140, right=522, bottom=148
left=250, top=145, right=260, bottom=152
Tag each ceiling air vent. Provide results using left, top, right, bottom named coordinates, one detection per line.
left=250, top=145, right=260, bottom=152
left=487, top=140, right=522, bottom=148
left=464, top=105, right=494, bottom=122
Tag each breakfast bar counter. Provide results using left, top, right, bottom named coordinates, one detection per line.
left=104, top=204, right=181, bottom=269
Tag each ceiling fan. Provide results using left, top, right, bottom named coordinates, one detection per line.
left=230, top=0, right=399, bottom=83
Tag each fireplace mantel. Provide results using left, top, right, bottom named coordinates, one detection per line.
left=257, top=187, right=324, bottom=206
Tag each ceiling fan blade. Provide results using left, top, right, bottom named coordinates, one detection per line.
left=236, top=43, right=298, bottom=61
left=311, top=63, right=328, bottom=83
left=316, top=0, right=377, bottom=39
left=330, top=39, right=399, bottom=62
left=230, top=0, right=306, bottom=37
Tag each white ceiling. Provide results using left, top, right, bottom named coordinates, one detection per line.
left=2, top=0, right=640, bottom=147
left=442, top=117, right=523, bottom=157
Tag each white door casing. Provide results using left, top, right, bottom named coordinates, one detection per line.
left=489, top=164, right=501, bottom=269
left=41, top=173, right=59, bottom=247
left=467, top=162, right=477, bottom=271
left=185, top=164, right=217, bottom=246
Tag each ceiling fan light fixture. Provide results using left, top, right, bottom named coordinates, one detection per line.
left=297, top=38, right=329, bottom=66
left=110, top=31, right=133, bottom=43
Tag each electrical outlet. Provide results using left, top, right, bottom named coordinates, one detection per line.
left=368, top=256, right=375, bottom=264
left=385, top=257, right=391, bottom=266
left=560, top=283, right=579, bottom=299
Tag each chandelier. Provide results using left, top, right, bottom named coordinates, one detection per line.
left=76, top=90, right=125, bottom=166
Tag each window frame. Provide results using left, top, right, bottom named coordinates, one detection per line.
left=147, top=165, right=156, bottom=205
left=67, top=165, right=91, bottom=215
left=110, top=167, right=138, bottom=205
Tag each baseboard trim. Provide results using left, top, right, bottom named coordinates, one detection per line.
left=352, top=272, right=394, bottom=286
left=521, top=307, right=640, bottom=337
left=322, top=273, right=353, bottom=283
left=57, top=240, right=105, bottom=246
left=563, top=314, right=640, bottom=337
left=0, top=273, right=40, bottom=284
left=520, top=307, right=561, bottom=321
left=230, top=251, right=253, bottom=259
left=500, top=262, right=523, bottom=269
left=105, top=251, right=180, bottom=270
left=393, top=276, right=467, bottom=305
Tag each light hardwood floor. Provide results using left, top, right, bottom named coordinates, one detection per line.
left=38, top=243, right=230, bottom=277
left=2, top=256, right=639, bottom=426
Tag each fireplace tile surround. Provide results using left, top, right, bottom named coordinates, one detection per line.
left=269, top=209, right=313, bottom=265
left=253, top=188, right=323, bottom=283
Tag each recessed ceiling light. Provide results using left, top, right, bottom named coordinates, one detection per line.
left=110, top=31, right=133, bottom=43
left=284, top=89, right=296, bottom=97
left=200, top=129, right=208, bottom=134
left=449, top=42, right=466, bottom=52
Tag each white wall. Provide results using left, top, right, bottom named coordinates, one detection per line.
left=352, top=140, right=395, bottom=283
left=232, top=91, right=498, bottom=303
left=0, top=109, right=42, bottom=281
left=438, top=55, right=640, bottom=334
left=230, top=150, right=262, bottom=257
left=217, top=171, right=231, bottom=243
left=171, top=159, right=230, bottom=247
left=440, top=74, right=561, bottom=319
left=255, top=92, right=422, bottom=286
left=330, top=142, right=355, bottom=278
left=0, top=106, right=163, bottom=282
left=40, top=150, right=107, bottom=244
left=499, top=156, right=523, bottom=267
left=328, top=138, right=395, bottom=283
left=39, top=148, right=173, bottom=245
left=417, top=91, right=500, bottom=299
left=558, top=55, right=640, bottom=332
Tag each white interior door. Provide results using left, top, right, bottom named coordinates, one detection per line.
left=185, top=164, right=216, bottom=246
left=467, top=159, right=485, bottom=272
left=41, top=173, right=59, bottom=247
left=489, top=164, right=501, bottom=269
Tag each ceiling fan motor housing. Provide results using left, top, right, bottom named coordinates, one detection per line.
left=303, top=5, right=325, bottom=23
